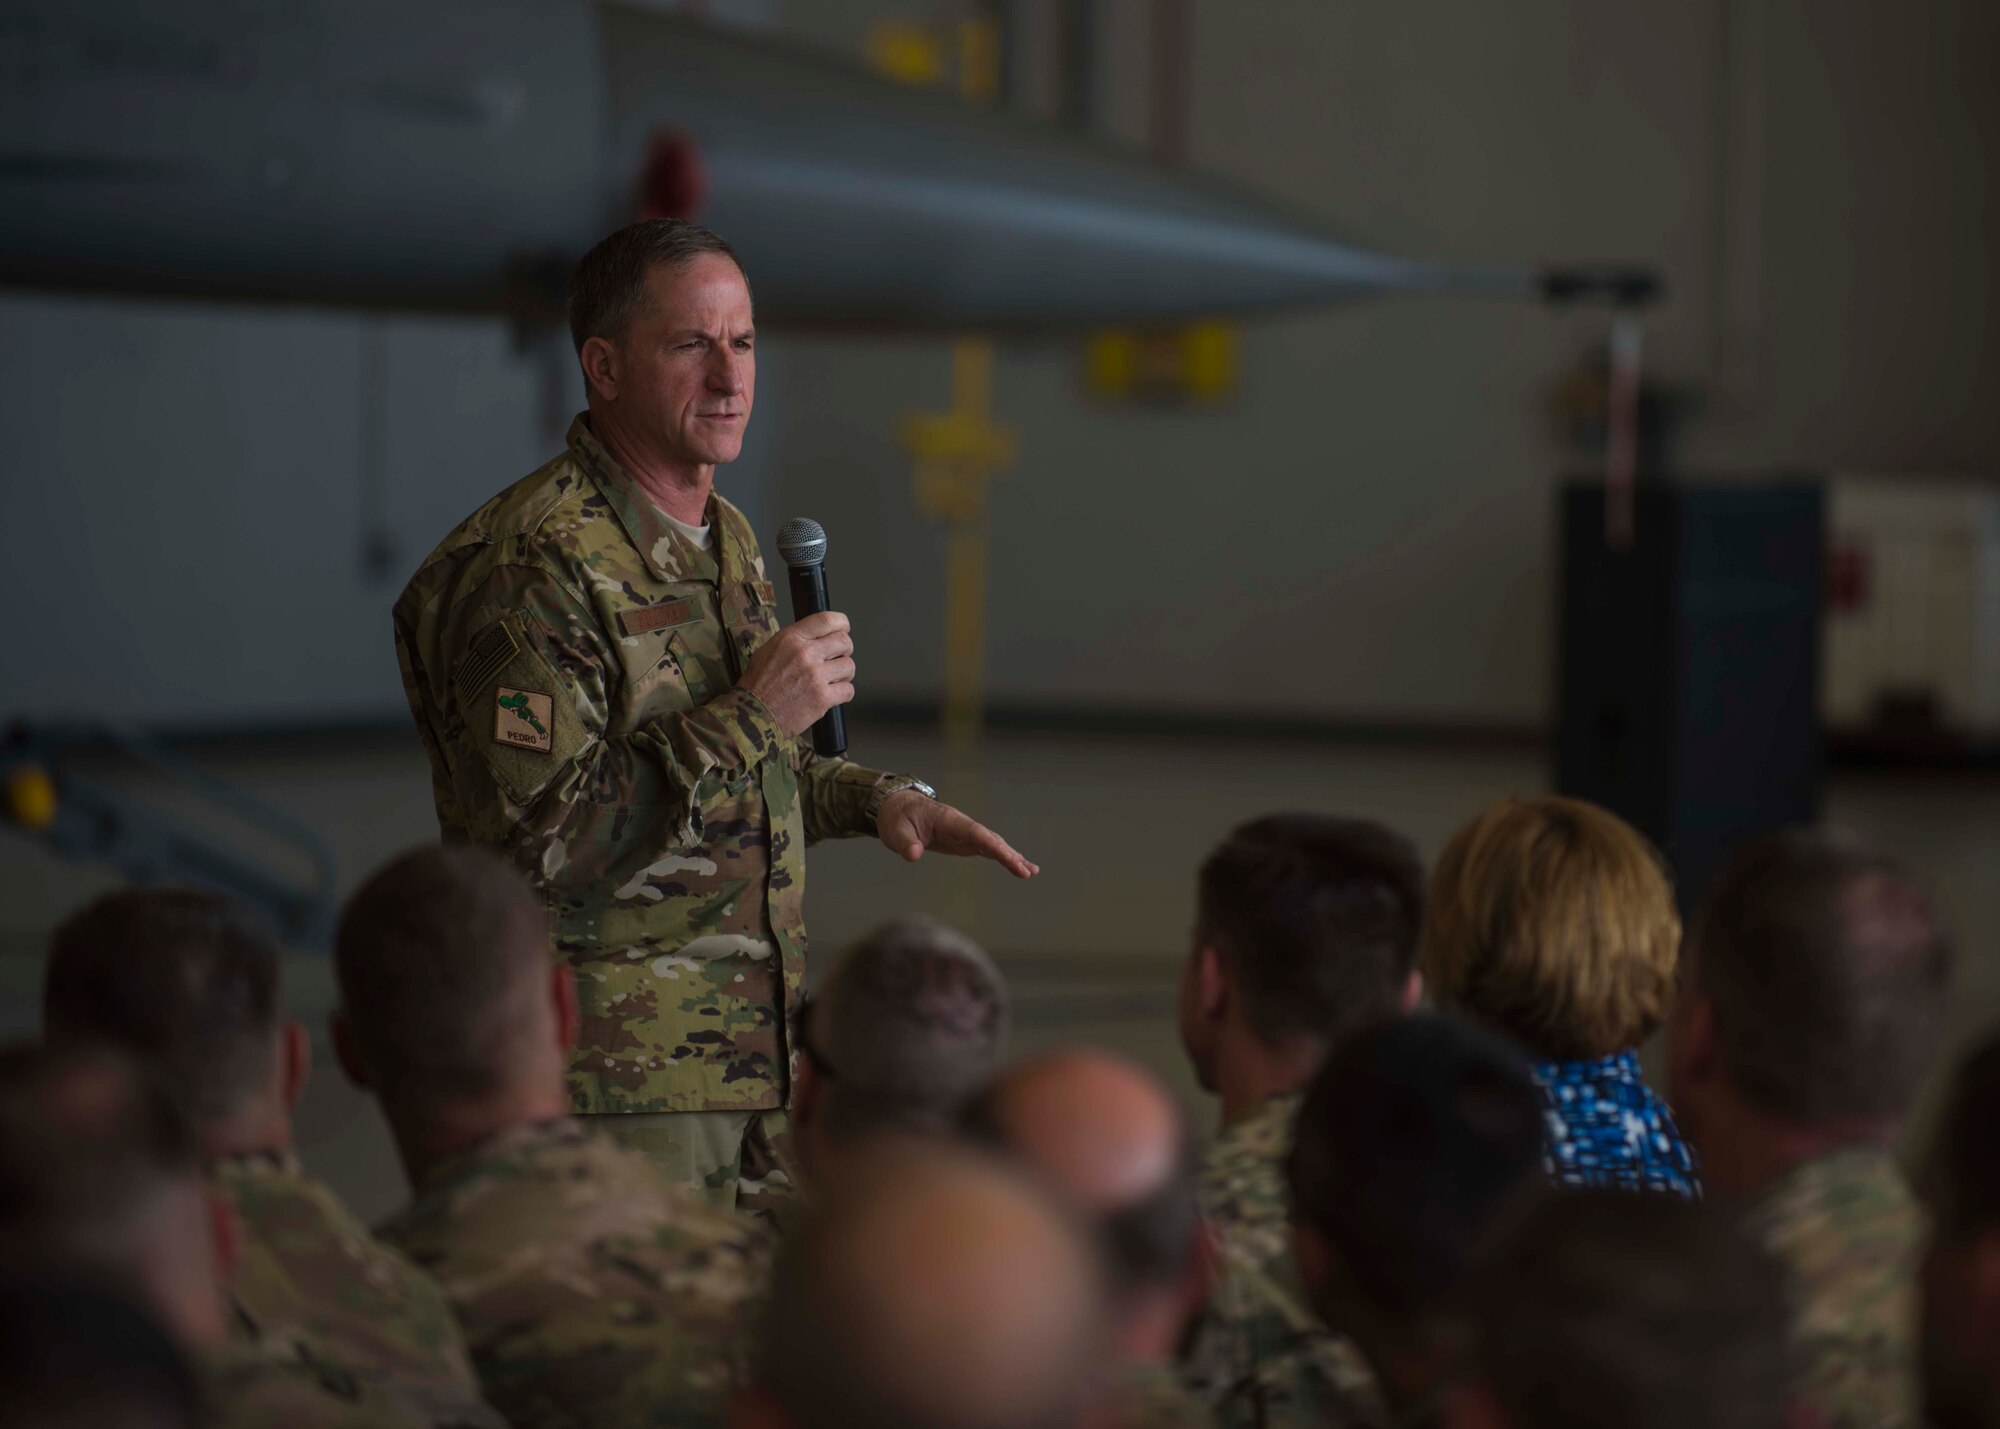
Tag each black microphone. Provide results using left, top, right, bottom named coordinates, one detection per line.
left=774, top=517, right=848, bottom=758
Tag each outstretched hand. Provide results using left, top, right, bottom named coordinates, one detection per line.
left=876, top=790, right=1039, bottom=879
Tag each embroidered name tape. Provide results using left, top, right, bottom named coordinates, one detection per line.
left=619, top=599, right=700, bottom=637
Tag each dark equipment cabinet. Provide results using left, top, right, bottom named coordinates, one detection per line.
left=1556, top=480, right=1825, bottom=911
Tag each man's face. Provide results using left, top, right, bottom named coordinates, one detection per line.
left=605, top=253, right=756, bottom=470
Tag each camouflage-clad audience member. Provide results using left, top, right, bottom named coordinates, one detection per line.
left=0, top=1042, right=501, bottom=1429
left=792, top=916, right=1009, bottom=1187
left=1451, top=1193, right=1797, bottom=1429
left=41, top=888, right=482, bottom=1409
left=1922, top=1028, right=2000, bottom=1429
left=1177, top=814, right=1425, bottom=1429
left=1285, top=1016, right=1545, bottom=1429
left=964, top=1049, right=1212, bottom=1429
left=734, top=1139, right=1106, bottom=1429
left=334, top=843, right=770, bottom=1429
left=1669, top=829, right=1955, bottom=1429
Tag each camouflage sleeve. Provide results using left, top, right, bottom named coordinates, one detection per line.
left=446, top=562, right=789, bottom=872
left=794, top=751, right=895, bottom=845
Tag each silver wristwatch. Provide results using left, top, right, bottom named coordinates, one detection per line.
left=867, top=775, right=937, bottom=823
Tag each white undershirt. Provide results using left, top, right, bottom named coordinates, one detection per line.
left=662, top=510, right=713, bottom=551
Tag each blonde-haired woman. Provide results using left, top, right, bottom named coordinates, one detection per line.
left=1421, top=795, right=1699, bottom=1198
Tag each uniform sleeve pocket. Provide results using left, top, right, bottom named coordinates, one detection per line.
left=452, top=615, right=592, bottom=809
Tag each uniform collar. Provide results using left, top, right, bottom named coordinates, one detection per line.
left=567, top=414, right=719, bottom=584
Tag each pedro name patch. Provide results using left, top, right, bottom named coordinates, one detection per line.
left=493, top=687, right=555, bottom=753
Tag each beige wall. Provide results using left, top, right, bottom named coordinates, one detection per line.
left=769, top=0, right=2000, bottom=726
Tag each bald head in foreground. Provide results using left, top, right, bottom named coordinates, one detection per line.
left=737, top=1139, right=1106, bottom=1429
left=964, top=1050, right=1208, bottom=1429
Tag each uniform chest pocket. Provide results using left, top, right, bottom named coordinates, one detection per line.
left=612, top=593, right=713, bottom=730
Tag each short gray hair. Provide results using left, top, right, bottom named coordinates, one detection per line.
left=567, top=219, right=745, bottom=354
left=806, top=919, right=1008, bottom=1142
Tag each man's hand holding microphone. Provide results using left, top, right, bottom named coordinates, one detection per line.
left=736, top=518, right=1038, bottom=882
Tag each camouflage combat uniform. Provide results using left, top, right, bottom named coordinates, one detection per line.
left=1102, top=1359, right=1214, bottom=1429
left=378, top=1116, right=771, bottom=1429
left=394, top=416, right=903, bottom=1209
left=203, top=1341, right=506, bottom=1429
left=215, top=1149, right=481, bottom=1405
left=1747, top=1146, right=1924, bottom=1429
left=1182, top=1092, right=1387, bottom=1429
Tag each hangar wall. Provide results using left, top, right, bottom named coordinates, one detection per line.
left=2, top=0, right=1993, bottom=733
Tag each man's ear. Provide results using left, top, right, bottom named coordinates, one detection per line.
left=579, top=335, right=620, bottom=403
left=552, top=965, right=580, bottom=1053
left=328, top=1011, right=371, bottom=1090
left=1668, top=988, right=1721, bottom=1089
left=204, top=1187, right=242, bottom=1289
left=1195, top=944, right=1229, bottom=1020
left=791, top=1054, right=820, bottom=1128
left=1399, top=968, right=1424, bottom=1014
left=279, top=1019, right=311, bottom=1114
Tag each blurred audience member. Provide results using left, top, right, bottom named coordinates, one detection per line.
left=735, top=1138, right=1105, bottom=1429
left=1670, top=829, right=1953, bottom=1429
left=1422, top=796, right=1697, bottom=1198
left=792, top=916, right=1008, bottom=1183
left=964, top=1049, right=1211, bottom=1429
left=1285, top=1015, right=1545, bottom=1426
left=0, top=1273, right=201, bottom=1429
left=1179, top=814, right=1424, bottom=1428
left=0, top=1041, right=495, bottom=1428
left=43, top=888, right=481, bottom=1407
left=1450, top=1192, right=1797, bottom=1429
left=334, top=843, right=769, bottom=1429
left=1922, top=1029, right=2000, bottom=1429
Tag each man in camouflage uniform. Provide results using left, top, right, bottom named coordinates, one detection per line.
left=1174, top=815, right=1425, bottom=1429
left=335, top=843, right=771, bottom=1428
left=39, top=888, right=488, bottom=1420
left=963, top=1049, right=1214, bottom=1429
left=393, top=218, right=1035, bottom=1215
left=1286, top=1017, right=1546, bottom=1429
left=0, top=1041, right=502, bottom=1429
left=1670, top=830, right=1956, bottom=1429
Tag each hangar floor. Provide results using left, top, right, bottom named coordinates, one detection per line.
left=3, top=724, right=1995, bottom=1222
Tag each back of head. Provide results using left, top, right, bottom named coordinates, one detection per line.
left=334, top=844, right=553, bottom=1107
left=0, top=1274, right=200, bottom=1429
left=1468, top=1192, right=1793, bottom=1429
left=1420, top=796, right=1679, bottom=1061
left=0, top=1041, right=202, bottom=1278
left=760, top=1139, right=1104, bottom=1429
left=1691, top=828, right=1953, bottom=1126
left=43, top=888, right=281, bottom=1130
left=1196, top=813, right=1424, bottom=1049
left=807, top=918, right=1008, bottom=1141
left=1286, top=1014, right=1544, bottom=1328
left=1929, top=1030, right=2000, bottom=1241
left=962, top=1050, right=1199, bottom=1305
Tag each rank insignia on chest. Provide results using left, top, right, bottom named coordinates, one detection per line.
left=493, top=687, right=555, bottom=752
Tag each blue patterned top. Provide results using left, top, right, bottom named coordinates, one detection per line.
left=1531, top=1051, right=1701, bottom=1200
